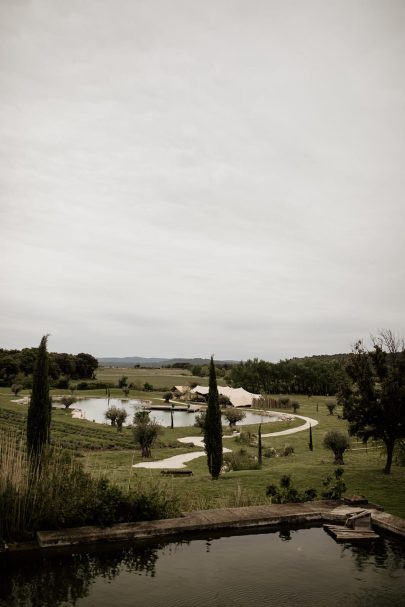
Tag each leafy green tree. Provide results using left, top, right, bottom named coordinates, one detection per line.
left=163, top=391, right=173, bottom=403
left=343, top=331, right=405, bottom=474
left=203, top=357, right=223, bottom=479
left=133, top=411, right=162, bottom=457
left=26, top=335, right=52, bottom=458
left=323, top=430, right=350, bottom=465
left=222, top=408, right=246, bottom=429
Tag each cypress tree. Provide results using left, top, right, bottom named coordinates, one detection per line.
left=309, top=424, right=313, bottom=451
left=26, top=335, right=52, bottom=458
left=258, top=424, right=263, bottom=467
left=203, top=356, right=223, bottom=479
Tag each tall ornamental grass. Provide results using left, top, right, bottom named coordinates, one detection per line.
left=0, top=429, right=180, bottom=542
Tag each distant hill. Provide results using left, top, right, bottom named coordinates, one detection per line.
left=98, top=356, right=238, bottom=368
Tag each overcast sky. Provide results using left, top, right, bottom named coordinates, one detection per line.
left=1, top=0, right=404, bottom=360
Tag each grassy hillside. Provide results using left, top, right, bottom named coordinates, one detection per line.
left=1, top=385, right=404, bottom=518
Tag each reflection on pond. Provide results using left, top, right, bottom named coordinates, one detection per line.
left=55, top=397, right=282, bottom=427
left=1, top=527, right=405, bottom=607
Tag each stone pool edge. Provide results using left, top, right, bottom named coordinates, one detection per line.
left=32, top=501, right=405, bottom=549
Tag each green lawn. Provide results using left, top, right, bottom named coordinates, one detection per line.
left=1, top=388, right=404, bottom=518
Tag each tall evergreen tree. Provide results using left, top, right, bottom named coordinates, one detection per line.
left=26, top=335, right=52, bottom=458
left=203, top=356, right=223, bottom=479
left=308, top=424, right=313, bottom=451
left=258, top=424, right=263, bottom=467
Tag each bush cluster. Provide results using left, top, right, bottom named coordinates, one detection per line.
left=223, top=448, right=261, bottom=471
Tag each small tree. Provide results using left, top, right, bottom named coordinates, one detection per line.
left=116, top=408, right=128, bottom=431
left=118, top=375, right=128, bottom=389
left=163, top=391, right=173, bottom=403
left=323, top=430, right=350, bottom=465
left=326, top=402, right=336, bottom=415
left=133, top=411, right=162, bottom=457
left=26, top=335, right=52, bottom=459
left=194, top=411, right=206, bottom=431
left=61, top=396, right=76, bottom=409
left=291, top=400, right=300, bottom=413
left=203, top=357, right=223, bottom=480
left=122, top=386, right=130, bottom=397
left=11, top=384, right=23, bottom=396
left=143, top=382, right=153, bottom=392
left=223, top=408, right=246, bottom=429
left=105, top=406, right=120, bottom=426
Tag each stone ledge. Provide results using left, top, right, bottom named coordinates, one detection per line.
left=36, top=501, right=339, bottom=548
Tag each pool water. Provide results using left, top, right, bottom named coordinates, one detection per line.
left=1, top=526, right=404, bottom=607
left=57, top=397, right=282, bottom=427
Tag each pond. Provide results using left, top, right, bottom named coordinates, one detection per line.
left=56, top=397, right=282, bottom=427
left=1, top=526, right=404, bottom=607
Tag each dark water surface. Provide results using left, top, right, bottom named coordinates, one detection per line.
left=2, top=526, right=405, bottom=607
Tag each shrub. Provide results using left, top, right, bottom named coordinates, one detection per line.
left=321, top=467, right=346, bottom=499
left=323, top=430, right=350, bottom=464
left=264, top=447, right=276, bottom=458
left=77, top=381, right=114, bottom=390
left=326, top=402, right=336, bottom=415
left=235, top=431, right=255, bottom=446
left=143, top=382, right=154, bottom=392
left=266, top=475, right=317, bottom=503
left=11, top=384, right=23, bottom=396
left=163, top=392, right=173, bottom=403
left=283, top=444, right=294, bottom=456
left=53, top=375, right=70, bottom=389
left=194, top=411, right=206, bottom=431
left=223, top=448, right=261, bottom=471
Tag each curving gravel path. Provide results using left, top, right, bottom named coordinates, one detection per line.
left=133, top=413, right=318, bottom=469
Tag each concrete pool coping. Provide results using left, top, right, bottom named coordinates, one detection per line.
left=34, top=501, right=405, bottom=549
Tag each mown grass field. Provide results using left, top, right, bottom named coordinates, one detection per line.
left=1, top=382, right=404, bottom=518
left=96, top=366, right=222, bottom=389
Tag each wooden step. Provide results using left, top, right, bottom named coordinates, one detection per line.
left=323, top=524, right=379, bottom=541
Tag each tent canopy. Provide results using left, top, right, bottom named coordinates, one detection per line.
left=190, top=385, right=261, bottom=407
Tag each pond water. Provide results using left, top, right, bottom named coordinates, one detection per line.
left=1, top=526, right=404, bottom=607
left=56, top=397, right=281, bottom=427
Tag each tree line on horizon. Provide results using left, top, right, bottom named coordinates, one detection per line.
left=228, top=356, right=348, bottom=396
left=0, top=347, right=98, bottom=388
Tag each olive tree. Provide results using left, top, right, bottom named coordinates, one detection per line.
left=133, top=411, right=162, bottom=457
left=323, top=430, right=350, bottom=465
left=222, top=408, right=246, bottom=429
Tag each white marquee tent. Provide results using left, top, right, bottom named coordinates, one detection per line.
left=190, top=385, right=261, bottom=408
